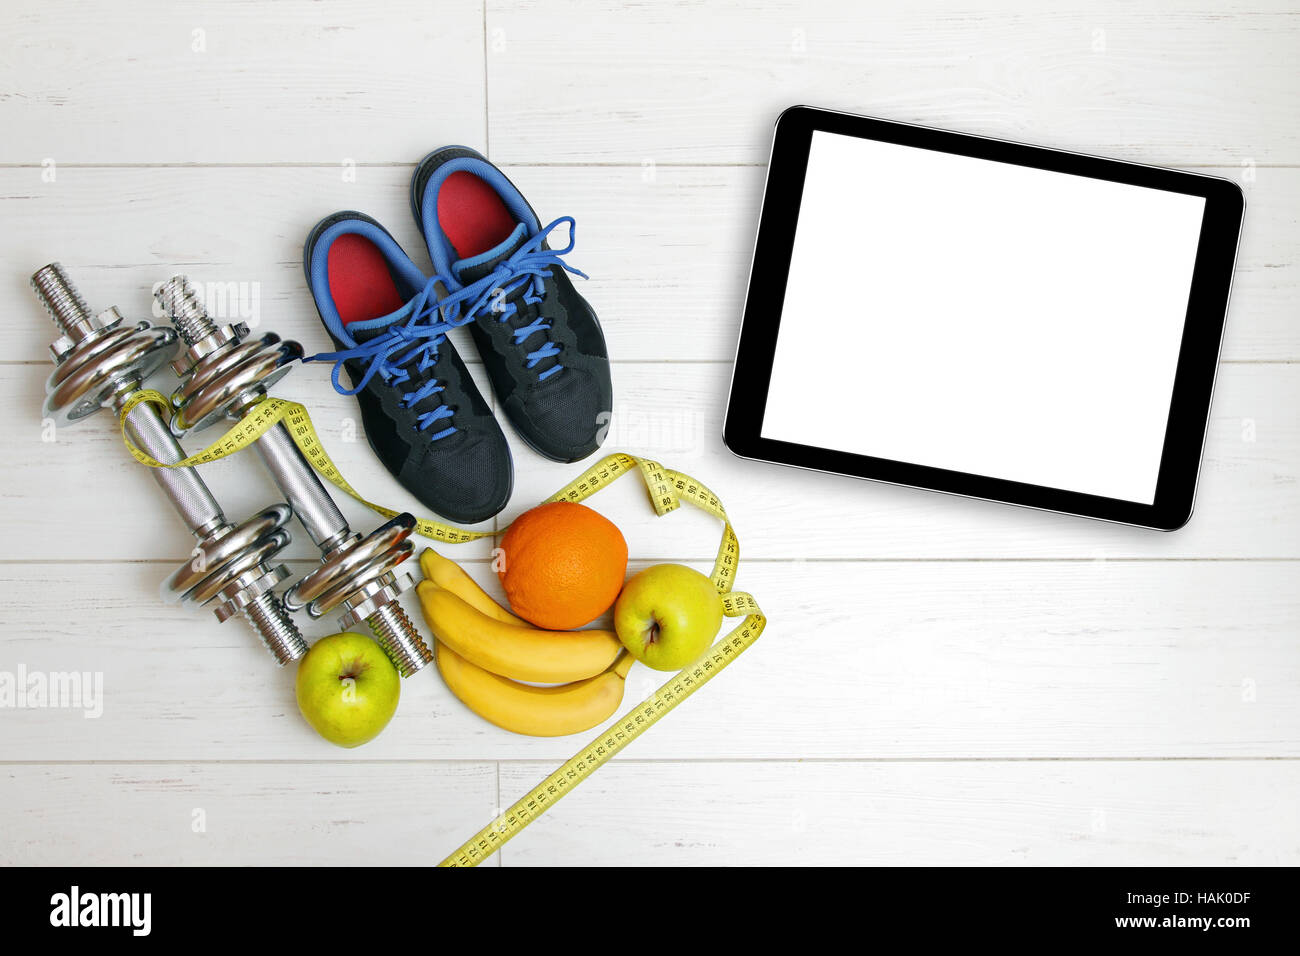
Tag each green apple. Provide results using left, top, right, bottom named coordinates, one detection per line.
left=295, top=632, right=400, bottom=748
left=614, top=563, right=724, bottom=671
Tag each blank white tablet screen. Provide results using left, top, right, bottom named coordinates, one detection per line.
left=759, top=131, right=1206, bottom=505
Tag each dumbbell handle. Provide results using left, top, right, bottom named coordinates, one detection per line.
left=117, top=392, right=227, bottom=540
left=250, top=418, right=350, bottom=552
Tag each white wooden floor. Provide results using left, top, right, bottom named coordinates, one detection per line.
left=1, top=0, right=1297, bottom=866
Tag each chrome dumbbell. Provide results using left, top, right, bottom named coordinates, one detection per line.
left=154, top=275, right=431, bottom=677
left=31, top=263, right=307, bottom=665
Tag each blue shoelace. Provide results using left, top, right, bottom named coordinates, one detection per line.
left=307, top=279, right=465, bottom=441
left=436, top=216, right=588, bottom=382
left=308, top=217, right=586, bottom=443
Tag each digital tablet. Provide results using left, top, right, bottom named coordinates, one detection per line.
left=723, top=106, right=1245, bottom=530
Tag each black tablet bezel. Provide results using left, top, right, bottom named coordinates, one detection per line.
left=723, top=106, right=1245, bottom=531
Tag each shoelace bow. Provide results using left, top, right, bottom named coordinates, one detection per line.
left=436, top=216, right=588, bottom=380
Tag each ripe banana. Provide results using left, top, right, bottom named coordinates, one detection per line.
left=419, top=547, right=526, bottom=626
left=416, top=581, right=622, bottom=684
left=435, top=641, right=636, bottom=737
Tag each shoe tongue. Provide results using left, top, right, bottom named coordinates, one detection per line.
left=453, top=223, right=530, bottom=284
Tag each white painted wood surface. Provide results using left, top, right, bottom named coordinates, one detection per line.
left=0, top=0, right=1295, bottom=866
left=498, top=760, right=1300, bottom=866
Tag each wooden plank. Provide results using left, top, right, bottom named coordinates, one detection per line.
left=2, top=165, right=429, bottom=365
left=487, top=0, right=1300, bottom=166
left=506, top=360, right=1300, bottom=560
left=2, top=361, right=499, bottom=562
left=0, top=0, right=486, bottom=163
left=1, top=559, right=1295, bottom=761
left=0, top=762, right=497, bottom=865
left=2, top=164, right=1294, bottom=364
left=2, top=359, right=1295, bottom=561
left=498, top=759, right=1300, bottom=865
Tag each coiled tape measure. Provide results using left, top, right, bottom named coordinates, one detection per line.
left=119, top=389, right=766, bottom=866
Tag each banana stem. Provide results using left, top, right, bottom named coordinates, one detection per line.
left=612, top=653, right=635, bottom=679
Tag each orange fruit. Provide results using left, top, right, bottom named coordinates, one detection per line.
left=498, top=501, right=629, bottom=630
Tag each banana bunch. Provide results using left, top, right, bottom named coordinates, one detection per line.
left=418, top=549, right=634, bottom=737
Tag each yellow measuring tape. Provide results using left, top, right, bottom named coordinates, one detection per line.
left=439, top=462, right=764, bottom=867
left=119, top=388, right=765, bottom=866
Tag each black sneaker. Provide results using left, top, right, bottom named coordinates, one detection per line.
left=410, top=146, right=613, bottom=463
left=302, top=211, right=512, bottom=524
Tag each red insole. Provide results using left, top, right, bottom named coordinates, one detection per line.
left=328, top=173, right=516, bottom=327
left=328, top=234, right=406, bottom=326
left=437, top=171, right=517, bottom=260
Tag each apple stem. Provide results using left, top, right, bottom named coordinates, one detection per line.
left=644, top=619, right=661, bottom=648
left=340, top=656, right=369, bottom=680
